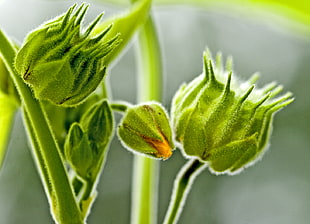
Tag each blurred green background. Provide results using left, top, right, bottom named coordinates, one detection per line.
left=0, top=0, right=310, bottom=223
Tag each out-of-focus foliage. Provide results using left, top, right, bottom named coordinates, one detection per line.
left=93, top=0, right=310, bottom=36
left=0, top=92, right=17, bottom=170
left=0, top=56, right=18, bottom=171
left=93, top=0, right=151, bottom=64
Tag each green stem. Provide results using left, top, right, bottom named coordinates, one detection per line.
left=81, top=178, right=95, bottom=202
left=131, top=11, right=163, bottom=224
left=23, top=110, right=53, bottom=195
left=0, top=29, right=83, bottom=224
left=163, top=159, right=206, bottom=224
left=111, top=101, right=132, bottom=113
left=78, top=177, right=97, bottom=219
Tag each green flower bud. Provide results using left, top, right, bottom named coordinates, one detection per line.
left=118, top=102, right=175, bottom=160
left=64, top=99, right=114, bottom=179
left=64, top=123, right=93, bottom=178
left=171, top=50, right=294, bottom=175
left=80, top=99, right=114, bottom=149
left=15, top=4, right=119, bottom=106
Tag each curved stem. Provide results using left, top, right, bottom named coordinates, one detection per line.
left=163, top=159, right=206, bottom=224
left=0, top=29, right=83, bottom=224
left=131, top=7, right=163, bottom=224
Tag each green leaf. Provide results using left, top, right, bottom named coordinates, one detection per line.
left=0, top=92, right=18, bottom=170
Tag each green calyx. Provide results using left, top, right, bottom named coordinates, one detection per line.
left=64, top=99, right=114, bottom=180
left=15, top=4, right=119, bottom=106
left=171, top=50, right=294, bottom=175
left=118, top=102, right=175, bottom=160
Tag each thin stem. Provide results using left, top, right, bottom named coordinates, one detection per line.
left=163, top=159, right=206, bottom=224
left=78, top=177, right=97, bottom=219
left=0, top=29, right=83, bottom=224
left=136, top=18, right=162, bottom=102
left=81, top=178, right=95, bottom=202
left=131, top=9, right=163, bottom=224
left=111, top=101, right=132, bottom=113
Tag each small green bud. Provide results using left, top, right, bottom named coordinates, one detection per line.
left=118, top=102, right=175, bottom=160
left=64, top=99, right=114, bottom=179
left=15, top=4, right=119, bottom=106
left=80, top=99, right=114, bottom=149
left=171, top=50, right=294, bottom=175
left=64, top=123, right=93, bottom=178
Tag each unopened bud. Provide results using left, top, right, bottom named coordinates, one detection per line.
left=118, top=102, right=175, bottom=160
left=64, top=123, right=93, bottom=178
left=80, top=100, right=114, bottom=149
left=64, top=99, right=114, bottom=179
left=171, top=50, right=294, bottom=174
left=15, top=4, right=119, bottom=106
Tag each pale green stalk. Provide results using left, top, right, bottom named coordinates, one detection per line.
left=0, top=29, right=83, bottom=224
left=131, top=8, right=163, bottom=224
left=163, top=159, right=206, bottom=224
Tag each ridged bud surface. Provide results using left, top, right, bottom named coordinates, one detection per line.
left=15, top=4, right=119, bottom=106
left=171, top=50, right=294, bottom=174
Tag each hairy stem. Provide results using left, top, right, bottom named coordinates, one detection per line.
left=0, top=29, right=83, bottom=224
left=163, top=159, right=206, bottom=224
left=23, top=110, right=53, bottom=195
left=131, top=10, right=163, bottom=224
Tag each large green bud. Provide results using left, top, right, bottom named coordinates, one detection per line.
left=15, top=4, right=119, bottom=106
left=171, top=50, right=294, bottom=175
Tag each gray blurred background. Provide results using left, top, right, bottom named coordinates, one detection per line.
left=0, top=0, right=309, bottom=223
